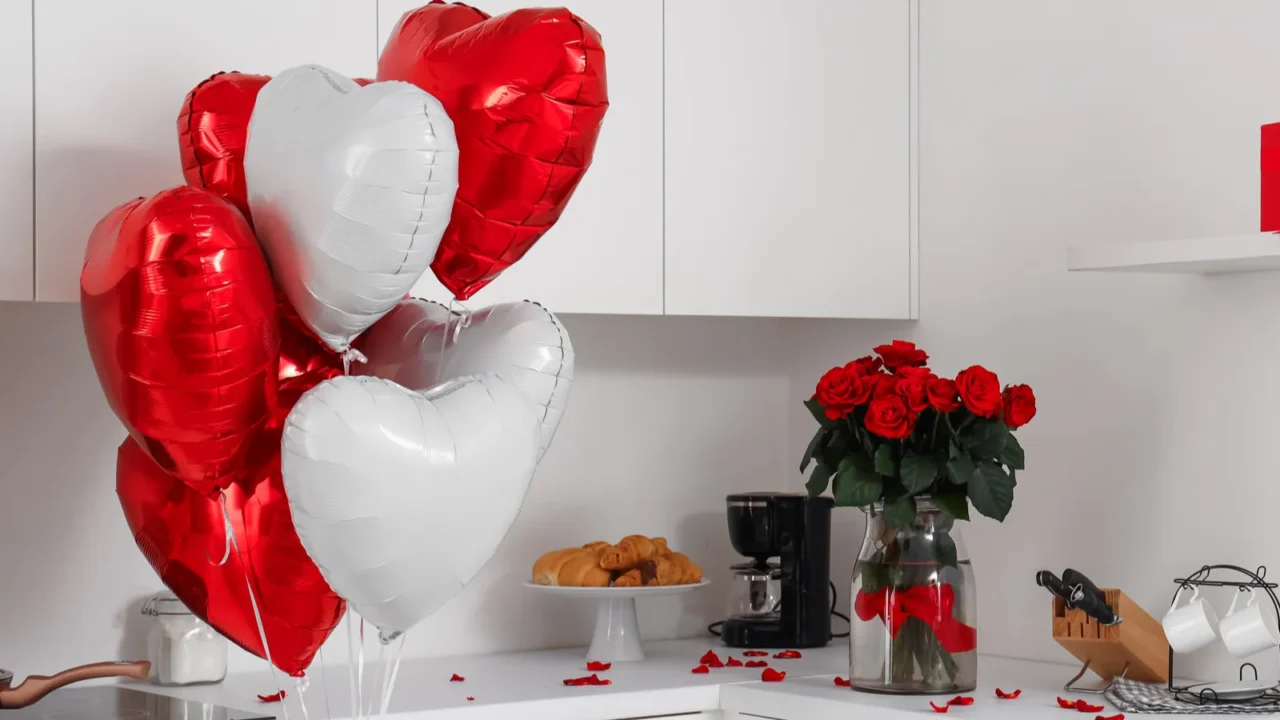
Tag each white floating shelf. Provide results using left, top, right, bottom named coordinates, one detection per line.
left=1068, top=232, right=1280, bottom=274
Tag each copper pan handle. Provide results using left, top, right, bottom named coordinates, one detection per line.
left=0, top=661, right=151, bottom=709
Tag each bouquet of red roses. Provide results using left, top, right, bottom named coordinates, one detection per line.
left=801, top=340, right=1035, bottom=525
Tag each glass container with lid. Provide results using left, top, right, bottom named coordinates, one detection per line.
left=141, top=592, right=227, bottom=686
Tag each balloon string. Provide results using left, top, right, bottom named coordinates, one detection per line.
left=341, top=347, right=368, bottom=376
left=345, top=614, right=359, bottom=720
left=206, top=492, right=233, bottom=566
left=368, top=641, right=387, bottom=720
left=357, top=618, right=366, bottom=720
left=317, top=647, right=333, bottom=720
left=448, top=299, right=473, bottom=343
left=226, top=504, right=290, bottom=720
left=294, top=676, right=311, bottom=720
left=378, top=634, right=407, bottom=719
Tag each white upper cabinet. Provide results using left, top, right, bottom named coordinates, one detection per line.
left=380, top=0, right=665, bottom=315
left=663, top=0, right=917, bottom=319
left=34, top=0, right=378, bottom=301
left=0, top=1, right=32, bottom=301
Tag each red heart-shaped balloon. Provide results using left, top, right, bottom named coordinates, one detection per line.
left=117, top=435, right=344, bottom=676
left=378, top=1, right=609, bottom=300
left=178, top=72, right=271, bottom=219
left=81, top=187, right=279, bottom=497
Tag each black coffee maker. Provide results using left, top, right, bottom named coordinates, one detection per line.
left=719, top=492, right=834, bottom=648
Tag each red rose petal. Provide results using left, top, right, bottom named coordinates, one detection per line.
left=691, top=665, right=711, bottom=674
left=773, top=649, right=803, bottom=659
left=699, top=650, right=722, bottom=665
left=705, top=656, right=725, bottom=668
left=834, top=676, right=852, bottom=687
left=586, top=661, right=612, bottom=672
left=585, top=674, right=611, bottom=686
left=257, top=691, right=286, bottom=703
left=1057, top=697, right=1077, bottom=709
left=761, top=668, right=787, bottom=682
left=745, top=660, right=769, bottom=668
left=948, top=696, right=975, bottom=706
left=450, top=673, right=465, bottom=682
left=725, top=657, right=744, bottom=667
left=930, top=702, right=950, bottom=713
left=1075, top=700, right=1105, bottom=713
left=466, top=697, right=474, bottom=702
left=1097, top=715, right=1124, bottom=720
left=563, top=676, right=595, bottom=686
left=743, top=650, right=769, bottom=657
left=996, top=689, right=1021, bottom=699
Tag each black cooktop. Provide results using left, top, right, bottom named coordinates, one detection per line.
left=5, top=687, right=272, bottom=720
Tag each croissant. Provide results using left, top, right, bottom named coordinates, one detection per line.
left=600, top=535, right=658, bottom=571
left=532, top=548, right=578, bottom=585
left=652, top=537, right=671, bottom=557
left=558, top=549, right=611, bottom=587
left=615, top=568, right=644, bottom=587
left=583, top=540, right=610, bottom=553
left=650, top=556, right=682, bottom=586
left=669, top=551, right=702, bottom=584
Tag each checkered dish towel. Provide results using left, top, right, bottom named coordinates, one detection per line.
left=1107, top=677, right=1280, bottom=714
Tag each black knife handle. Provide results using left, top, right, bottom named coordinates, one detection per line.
left=1036, top=570, right=1071, bottom=601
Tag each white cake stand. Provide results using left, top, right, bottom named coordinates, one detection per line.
left=524, top=581, right=710, bottom=662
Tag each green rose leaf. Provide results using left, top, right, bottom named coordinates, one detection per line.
left=834, top=464, right=882, bottom=507
left=969, top=461, right=1015, bottom=522
left=900, top=452, right=938, bottom=493
left=804, top=398, right=834, bottom=428
left=999, top=433, right=1025, bottom=471
left=874, top=443, right=897, bottom=477
left=800, top=426, right=830, bottom=472
left=806, top=461, right=834, bottom=497
left=945, top=455, right=977, bottom=486
left=934, top=532, right=959, bottom=568
left=934, top=492, right=971, bottom=521
left=959, top=419, right=1009, bottom=459
left=883, top=495, right=917, bottom=530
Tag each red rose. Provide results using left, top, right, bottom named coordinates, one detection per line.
left=874, top=340, right=929, bottom=372
left=871, top=372, right=899, bottom=398
left=927, top=378, right=961, bottom=412
left=865, top=394, right=916, bottom=439
left=955, top=365, right=1001, bottom=418
left=814, top=367, right=870, bottom=420
left=894, top=367, right=935, bottom=413
left=844, top=355, right=884, bottom=376
left=1002, top=384, right=1036, bottom=429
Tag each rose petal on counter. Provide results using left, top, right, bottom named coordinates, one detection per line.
left=745, top=660, right=769, bottom=668
left=725, top=657, right=744, bottom=667
left=949, top=696, right=975, bottom=706
left=773, top=650, right=803, bottom=659
left=930, top=702, right=950, bottom=713
left=1096, top=714, right=1124, bottom=720
left=586, top=661, right=612, bottom=672
left=257, top=691, right=286, bottom=703
left=466, top=697, right=475, bottom=702
left=996, top=689, right=1021, bottom=699
left=705, top=655, right=725, bottom=668
left=834, top=677, right=852, bottom=687
left=761, top=668, right=787, bottom=682
left=691, top=665, right=711, bottom=674
left=1075, top=700, right=1105, bottom=713
left=450, top=673, right=465, bottom=682
left=742, top=650, right=769, bottom=657
left=699, top=650, right=722, bottom=665
left=1057, top=697, right=1077, bottom=709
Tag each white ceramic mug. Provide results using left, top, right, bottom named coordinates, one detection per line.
left=1162, top=586, right=1220, bottom=654
left=1219, top=588, right=1280, bottom=658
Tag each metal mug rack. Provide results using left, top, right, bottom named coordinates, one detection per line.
left=1169, top=565, right=1280, bottom=707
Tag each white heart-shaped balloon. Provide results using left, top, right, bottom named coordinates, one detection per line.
left=354, top=300, right=574, bottom=460
left=282, top=374, right=539, bottom=638
left=245, top=65, right=459, bottom=354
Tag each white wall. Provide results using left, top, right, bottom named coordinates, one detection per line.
left=0, top=304, right=790, bottom=674
left=786, top=0, right=1280, bottom=679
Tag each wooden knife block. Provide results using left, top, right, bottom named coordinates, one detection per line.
left=1052, top=589, right=1169, bottom=683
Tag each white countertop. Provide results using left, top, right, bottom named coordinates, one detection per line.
left=135, top=638, right=1212, bottom=720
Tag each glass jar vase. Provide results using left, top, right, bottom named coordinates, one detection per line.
left=142, top=592, right=228, bottom=686
left=848, top=497, right=977, bottom=694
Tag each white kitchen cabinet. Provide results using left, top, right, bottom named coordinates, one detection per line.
left=663, top=0, right=918, bottom=319
left=0, top=1, right=32, bottom=301
left=380, top=0, right=665, bottom=315
left=34, top=0, right=378, bottom=301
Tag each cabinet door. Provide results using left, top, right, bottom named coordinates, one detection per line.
left=0, top=2, right=32, bottom=301
left=664, top=0, right=917, bottom=319
left=35, top=0, right=378, bottom=301
left=380, top=0, right=664, bottom=315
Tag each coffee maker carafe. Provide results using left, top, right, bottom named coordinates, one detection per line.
left=720, top=492, right=834, bottom=648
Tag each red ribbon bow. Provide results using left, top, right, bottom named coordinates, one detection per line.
left=853, top=583, right=977, bottom=654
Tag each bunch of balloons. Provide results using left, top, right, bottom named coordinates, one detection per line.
left=81, top=2, right=606, bottom=677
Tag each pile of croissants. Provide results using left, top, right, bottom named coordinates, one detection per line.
left=532, top=535, right=703, bottom=587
